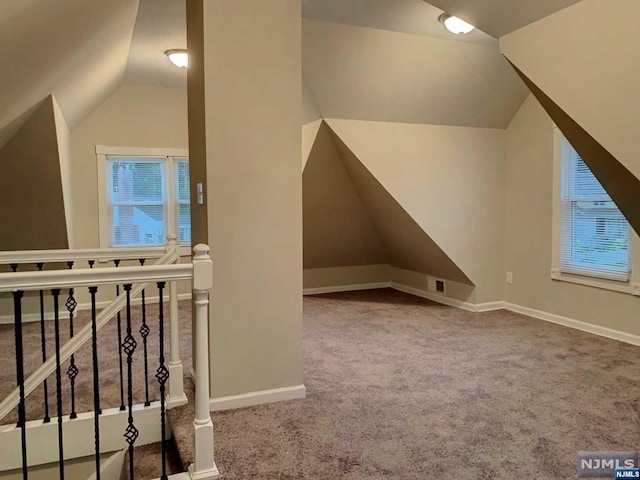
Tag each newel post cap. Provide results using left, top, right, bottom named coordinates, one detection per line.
left=192, top=244, right=213, bottom=292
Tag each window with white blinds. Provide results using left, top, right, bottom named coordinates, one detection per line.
left=103, top=153, right=190, bottom=247
left=559, top=136, right=630, bottom=281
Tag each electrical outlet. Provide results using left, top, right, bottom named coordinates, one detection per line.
left=506, top=271, right=513, bottom=284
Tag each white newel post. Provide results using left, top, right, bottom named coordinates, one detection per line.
left=190, top=244, right=219, bottom=480
left=167, top=234, right=187, bottom=407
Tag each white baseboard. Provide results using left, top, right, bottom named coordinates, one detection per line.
left=0, top=293, right=192, bottom=325
left=475, top=301, right=506, bottom=312
left=0, top=402, right=163, bottom=470
left=303, top=282, right=390, bottom=295
left=390, top=282, right=478, bottom=312
left=209, top=384, right=306, bottom=412
left=504, top=302, right=640, bottom=346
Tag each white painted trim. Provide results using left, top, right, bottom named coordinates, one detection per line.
left=209, top=384, right=306, bottom=412
left=0, top=260, right=188, bottom=293
left=475, top=301, right=506, bottom=312
left=0, top=293, right=192, bottom=325
left=303, top=282, right=390, bottom=295
left=95, top=145, right=189, bottom=157
left=0, top=246, right=166, bottom=265
left=96, top=145, right=190, bottom=249
left=0, top=402, right=163, bottom=470
left=390, top=282, right=478, bottom=312
left=504, top=302, right=640, bottom=346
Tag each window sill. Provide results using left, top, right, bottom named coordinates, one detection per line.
left=550, top=268, right=640, bottom=296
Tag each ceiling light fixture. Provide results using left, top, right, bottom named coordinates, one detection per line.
left=438, top=13, right=475, bottom=35
left=164, top=49, right=188, bottom=68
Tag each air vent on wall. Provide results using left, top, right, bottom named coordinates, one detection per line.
left=427, top=276, right=447, bottom=296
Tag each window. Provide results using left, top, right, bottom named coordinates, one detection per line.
left=552, top=128, right=639, bottom=295
left=96, top=146, right=190, bottom=248
left=559, top=135, right=630, bottom=281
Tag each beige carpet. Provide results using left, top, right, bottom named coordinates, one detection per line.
left=170, top=289, right=640, bottom=480
left=3, top=288, right=640, bottom=479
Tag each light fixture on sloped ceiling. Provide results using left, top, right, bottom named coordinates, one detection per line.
left=438, top=13, right=475, bottom=35
left=165, top=49, right=188, bottom=68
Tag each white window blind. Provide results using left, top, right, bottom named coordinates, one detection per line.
left=560, top=137, right=630, bottom=281
left=105, top=155, right=190, bottom=247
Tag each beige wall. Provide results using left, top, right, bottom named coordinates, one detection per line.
left=0, top=95, right=68, bottom=251
left=70, top=84, right=188, bottom=249
left=326, top=119, right=505, bottom=303
left=304, top=265, right=389, bottom=290
left=303, top=122, right=387, bottom=269
left=52, top=95, right=74, bottom=248
left=303, top=19, right=527, bottom=129
left=188, top=0, right=303, bottom=398
left=504, top=94, right=640, bottom=335
left=500, top=0, right=640, bottom=184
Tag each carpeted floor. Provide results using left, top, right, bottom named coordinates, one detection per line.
left=0, top=300, right=192, bottom=425
left=0, top=297, right=192, bottom=478
left=3, top=288, right=640, bottom=479
left=170, top=289, right=640, bottom=480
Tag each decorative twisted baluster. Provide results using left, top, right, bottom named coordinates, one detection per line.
left=122, top=284, right=138, bottom=479
left=89, top=286, right=101, bottom=480
left=156, top=281, right=169, bottom=480
left=65, top=261, right=78, bottom=419
left=37, top=262, right=50, bottom=423
left=13, top=290, right=27, bottom=480
left=114, top=259, right=125, bottom=411
left=52, top=289, right=65, bottom=480
left=138, top=258, right=151, bottom=407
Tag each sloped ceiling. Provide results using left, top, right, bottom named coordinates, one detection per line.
left=327, top=124, right=472, bottom=284
left=303, top=122, right=388, bottom=268
left=302, top=0, right=496, bottom=46
left=0, top=96, right=68, bottom=250
left=303, top=19, right=528, bottom=128
left=125, top=0, right=187, bottom=88
left=0, top=0, right=140, bottom=149
left=425, top=0, right=582, bottom=38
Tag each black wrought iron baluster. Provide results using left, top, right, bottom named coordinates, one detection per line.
left=114, top=259, right=125, bottom=411
left=122, top=284, right=138, bottom=480
left=13, top=290, right=28, bottom=480
left=65, top=261, right=78, bottom=419
left=89, top=286, right=101, bottom=480
left=52, top=289, right=65, bottom=480
left=156, top=281, right=169, bottom=480
left=139, top=259, right=151, bottom=407
left=37, top=263, right=50, bottom=423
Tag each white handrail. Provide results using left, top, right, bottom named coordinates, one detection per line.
left=0, top=246, right=166, bottom=265
left=0, top=248, right=182, bottom=422
left=0, top=263, right=192, bottom=293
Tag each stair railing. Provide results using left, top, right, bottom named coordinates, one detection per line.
left=0, top=240, right=218, bottom=480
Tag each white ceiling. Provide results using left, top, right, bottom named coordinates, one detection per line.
left=302, top=0, right=496, bottom=46
left=425, top=0, right=583, bottom=38
left=0, top=0, right=560, bottom=144
left=303, top=19, right=528, bottom=128
left=0, top=0, right=139, bottom=148
left=125, top=0, right=187, bottom=88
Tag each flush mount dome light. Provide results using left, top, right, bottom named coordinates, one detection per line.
left=165, top=49, right=188, bottom=68
left=438, top=13, right=475, bottom=35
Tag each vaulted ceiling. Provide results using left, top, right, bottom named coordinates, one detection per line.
left=0, top=0, right=589, bottom=144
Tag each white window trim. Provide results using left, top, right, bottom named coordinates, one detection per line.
left=96, top=145, right=191, bottom=255
left=551, top=127, right=640, bottom=296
